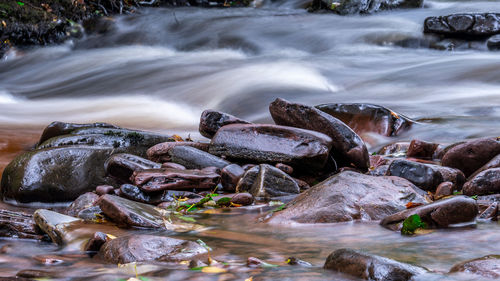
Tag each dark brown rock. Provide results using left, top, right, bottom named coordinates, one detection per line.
left=65, top=192, right=99, bottom=217
left=275, top=163, right=293, bottom=175
left=406, top=140, right=439, bottom=159
left=242, top=164, right=256, bottom=171
left=316, top=103, right=414, bottom=137
left=97, top=194, right=164, bottom=228
left=450, top=255, right=500, bottom=279
left=131, top=168, right=220, bottom=192
left=236, top=164, right=300, bottom=198
left=84, top=232, right=108, bottom=253
left=209, top=124, right=333, bottom=170
left=434, top=182, right=454, bottom=199
left=104, top=153, right=161, bottom=183
left=119, top=184, right=201, bottom=205
left=169, top=146, right=230, bottom=170
left=199, top=110, right=250, bottom=139
left=95, top=185, right=114, bottom=196
left=478, top=202, right=498, bottom=221
left=146, top=142, right=210, bottom=163
left=441, top=137, right=500, bottom=177
left=323, top=248, right=427, bottom=281
left=269, top=98, right=368, bottom=170
left=463, top=168, right=500, bottom=196
left=468, top=154, right=500, bottom=180
left=221, top=164, right=245, bottom=192
left=0, top=209, right=44, bottom=240
left=269, top=171, right=425, bottom=224
left=380, top=196, right=478, bottom=230
left=38, top=121, right=118, bottom=145
left=161, top=162, right=187, bottom=170
left=231, top=192, right=254, bottom=206
left=97, top=234, right=207, bottom=264
left=424, top=13, right=500, bottom=38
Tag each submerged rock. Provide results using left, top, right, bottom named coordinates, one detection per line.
left=236, top=164, right=300, bottom=198
left=0, top=209, right=45, bottom=240
left=65, top=192, right=100, bottom=218
left=450, top=255, right=500, bottom=279
left=168, top=146, right=230, bottom=170
left=424, top=13, right=500, bottom=38
left=105, top=153, right=161, bottom=183
left=463, top=168, right=500, bottom=196
left=311, top=0, right=423, bottom=15
left=269, top=171, right=425, bottom=224
left=97, top=195, right=164, bottom=228
left=324, top=248, right=427, bottom=280
left=147, top=142, right=210, bottom=163
left=199, top=110, right=250, bottom=139
left=33, top=209, right=81, bottom=245
left=131, top=168, right=220, bottom=192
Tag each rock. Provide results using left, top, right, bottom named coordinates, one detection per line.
left=386, top=159, right=465, bottom=191
left=247, top=257, right=271, bottom=268
left=380, top=196, right=478, bottom=230
left=119, top=184, right=201, bottom=205
left=269, top=98, right=368, bottom=170
left=104, top=153, right=161, bottom=183
left=131, top=168, right=220, bottom=192
left=97, top=194, right=164, bottom=228
left=468, top=154, right=500, bottom=180
left=316, top=103, right=414, bottom=137
left=76, top=206, right=103, bottom=221
left=487, top=34, right=500, bottom=50
left=242, top=164, right=256, bottom=171
left=146, top=142, right=210, bottom=163
left=311, top=0, right=423, bottom=15
left=1, top=146, right=114, bottom=203
left=369, top=164, right=390, bottom=176
left=424, top=13, right=500, bottom=38
left=434, top=182, right=454, bottom=199
left=221, top=164, right=246, bottom=192
left=38, top=121, right=118, bottom=145
left=210, top=123, right=333, bottom=170
left=269, top=171, right=425, bottom=224
left=478, top=202, right=498, bottom=221
left=95, top=185, right=115, bottom=196
left=33, top=209, right=81, bottom=245
left=199, top=110, right=250, bottom=139
left=323, top=248, right=427, bottom=280
left=406, top=140, right=439, bottom=159
left=169, top=146, right=230, bottom=170
left=441, top=137, right=500, bottom=177
left=161, top=162, right=187, bottom=170
left=97, top=234, right=207, bottom=264
left=463, top=168, right=500, bottom=196
left=275, top=163, right=293, bottom=175
left=65, top=192, right=99, bottom=217
left=236, top=164, right=300, bottom=198
left=0, top=209, right=45, bottom=240
left=231, top=192, right=254, bottom=206
left=450, top=255, right=500, bottom=279
left=377, top=142, right=410, bottom=156
left=84, top=232, right=109, bottom=254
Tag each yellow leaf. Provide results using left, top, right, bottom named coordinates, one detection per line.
left=201, top=266, right=227, bottom=273
left=1, top=21, right=6, bottom=28
left=230, top=202, right=242, bottom=207
left=106, top=234, right=117, bottom=240
left=245, top=277, right=253, bottom=281
left=179, top=260, right=190, bottom=265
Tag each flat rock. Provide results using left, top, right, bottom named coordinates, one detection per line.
left=146, top=142, right=210, bottom=163
left=199, top=109, right=250, bottom=139
left=210, top=123, right=333, bottom=170
left=324, top=248, right=427, bottom=281
left=33, top=209, right=81, bottom=245
left=236, top=164, right=300, bottom=198
left=131, top=168, right=220, bottom=192
left=269, top=98, right=368, bottom=170
left=97, top=194, right=164, bottom=228
left=463, top=168, right=500, bottom=196
left=168, top=146, right=230, bottom=169
left=104, top=153, right=161, bottom=183
left=450, top=255, right=500, bottom=279
left=268, top=171, right=425, bottom=224
left=424, top=13, right=500, bottom=38
left=0, top=209, right=45, bottom=240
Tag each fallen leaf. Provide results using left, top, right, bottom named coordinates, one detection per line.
left=405, top=202, right=423, bottom=209
left=245, top=277, right=253, bottom=281
left=201, top=266, right=227, bottom=273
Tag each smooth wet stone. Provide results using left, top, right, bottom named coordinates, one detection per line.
left=463, top=168, right=500, bottom=196
left=95, top=185, right=114, bottom=196
left=97, top=194, right=164, bottom=228
left=38, top=121, right=118, bottom=145
left=316, top=103, right=414, bottom=137
left=0, top=209, right=45, bottom=240
left=275, top=163, right=293, bottom=175
left=450, top=255, right=500, bottom=279
left=161, top=162, right=187, bottom=170
left=478, top=202, right=498, bottom=221
left=147, top=142, right=210, bottom=163
left=387, top=159, right=465, bottom=191
left=210, top=123, right=333, bottom=170
left=119, top=184, right=201, bottom=205
left=84, top=232, right=108, bottom=254
left=269, top=171, right=425, bottom=224
left=468, top=154, right=500, bottom=180
left=104, top=153, right=161, bottom=183
left=487, top=34, right=500, bottom=50
left=236, top=164, right=300, bottom=198
left=221, top=164, right=245, bottom=192
left=1, top=146, right=114, bottom=203
left=424, top=13, right=500, bottom=38
left=76, top=206, right=103, bottom=221
left=406, top=140, right=439, bottom=159
left=441, top=137, right=500, bottom=177
left=269, top=98, right=368, bottom=170
left=169, top=146, right=230, bottom=170
left=65, top=192, right=99, bottom=217
left=434, top=182, right=454, bottom=199
left=323, top=248, right=427, bottom=281
left=312, top=0, right=423, bottom=15
left=231, top=192, right=254, bottom=206
left=199, top=109, right=250, bottom=139
left=377, top=142, right=410, bottom=156
left=33, top=209, right=81, bottom=245
left=380, top=196, right=478, bottom=230
left=132, top=168, right=220, bottom=192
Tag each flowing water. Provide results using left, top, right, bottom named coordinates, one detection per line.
left=0, top=0, right=500, bottom=280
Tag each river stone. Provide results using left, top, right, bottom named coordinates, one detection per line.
left=324, top=248, right=427, bottom=281
left=0, top=209, right=45, bottom=240
left=209, top=123, right=333, bottom=170
left=450, top=255, right=500, bottom=279
left=1, top=146, right=114, bottom=203
left=33, top=209, right=81, bottom=245
left=468, top=154, right=500, bottom=180
left=268, top=171, right=425, bottom=224
left=387, top=159, right=465, bottom=191
left=424, top=13, right=500, bottom=38
left=406, top=140, right=440, bottom=159
left=269, top=98, right=368, bottom=170
left=316, top=103, right=414, bottom=137
left=221, top=164, right=246, bottom=192
left=463, top=168, right=500, bottom=196
left=378, top=142, right=410, bottom=156
left=380, top=196, right=478, bottom=230
left=38, top=121, right=118, bottom=145
left=168, top=146, right=230, bottom=170
left=311, top=0, right=423, bottom=15
left=96, top=185, right=114, bottom=196
left=97, top=194, right=164, bottom=228
left=236, top=164, right=300, bottom=198
left=434, top=182, right=454, bottom=199
left=199, top=109, right=250, bottom=139
left=146, top=142, right=210, bottom=163
left=441, top=137, right=500, bottom=177
left=131, top=168, right=220, bottom=192
left=119, top=184, right=201, bottom=205
left=104, top=153, right=161, bottom=183
left=97, top=234, right=207, bottom=264
left=65, top=192, right=100, bottom=217
left=487, top=34, right=500, bottom=50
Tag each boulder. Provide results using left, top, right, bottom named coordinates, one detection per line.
left=168, top=146, right=230, bottom=170
left=38, top=121, right=118, bottom=145
left=386, top=159, right=465, bottom=191
left=104, top=153, right=161, bottom=183
left=449, top=255, right=500, bottom=279
left=236, top=164, right=300, bottom=198
left=1, top=146, right=114, bottom=203
left=406, top=140, right=439, bottom=159
left=463, top=168, right=500, bottom=196
left=33, top=209, right=81, bottom=245
left=209, top=123, right=333, bottom=170
left=311, top=0, right=423, bottom=15
left=316, top=103, right=414, bottom=137
left=199, top=110, right=250, bottom=139
left=487, top=34, right=500, bottom=50
left=380, top=196, right=478, bottom=230
left=97, top=234, right=207, bottom=264
left=146, top=142, right=210, bottom=163
left=268, top=171, right=425, bottom=224
left=269, top=98, right=368, bottom=170
left=441, top=137, right=500, bottom=177
left=131, top=168, right=220, bottom=192
left=424, top=13, right=500, bottom=38
left=323, top=248, right=427, bottom=281
left=65, top=192, right=100, bottom=217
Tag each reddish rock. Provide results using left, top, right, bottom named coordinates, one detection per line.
left=236, top=164, right=300, bottom=198
left=468, top=154, right=500, bottom=180
left=146, top=142, right=209, bottom=163
left=275, top=163, right=293, bottom=175
left=231, top=192, right=254, bottom=206
left=132, top=168, right=220, bottom=192
left=96, top=185, right=114, bottom=196
left=463, top=168, right=500, bottom=196
left=406, top=140, right=439, bottom=159
left=199, top=110, right=250, bottom=139
left=221, top=164, right=245, bottom=192
left=97, top=195, right=163, bottom=228
left=104, top=153, right=161, bottom=183
left=434, top=182, right=454, bottom=199
left=65, top=192, right=99, bottom=217
left=84, top=232, right=108, bottom=253
left=450, top=255, right=500, bottom=279
left=161, top=162, right=186, bottom=170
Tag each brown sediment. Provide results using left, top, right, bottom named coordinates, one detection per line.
left=0, top=126, right=42, bottom=175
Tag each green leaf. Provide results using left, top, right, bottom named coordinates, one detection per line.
left=401, top=214, right=427, bottom=235
left=271, top=204, right=286, bottom=213
left=470, top=195, right=478, bottom=200
left=453, top=191, right=463, bottom=195
left=17, top=1, right=25, bottom=6
left=138, top=277, right=151, bottom=281
left=196, top=239, right=212, bottom=251
left=216, top=197, right=231, bottom=206
left=177, top=215, right=196, bottom=223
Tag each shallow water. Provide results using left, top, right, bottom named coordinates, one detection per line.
left=0, top=0, right=500, bottom=280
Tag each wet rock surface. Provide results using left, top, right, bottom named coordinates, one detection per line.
left=169, top=146, right=230, bottom=169
left=424, top=13, right=500, bottom=38
left=236, top=164, right=300, bottom=198
left=450, top=255, right=500, bottom=279
left=0, top=209, right=45, bottom=240
left=147, top=142, right=210, bottom=163
left=221, top=164, right=246, bottom=192
left=311, top=0, right=423, bottom=15
left=323, top=248, right=427, bottom=280
left=38, top=121, right=118, bottom=145
left=97, top=194, right=164, bottom=228
left=269, top=171, right=425, bottom=224
left=131, top=168, right=220, bottom=192
left=406, top=140, right=439, bottom=159
left=105, top=153, right=161, bottom=183
left=487, top=34, right=500, bottom=50
left=33, top=209, right=81, bottom=245
left=65, top=192, right=100, bottom=218
left=199, top=110, right=250, bottom=139
left=463, top=168, right=500, bottom=196
left=468, top=154, right=500, bottom=180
